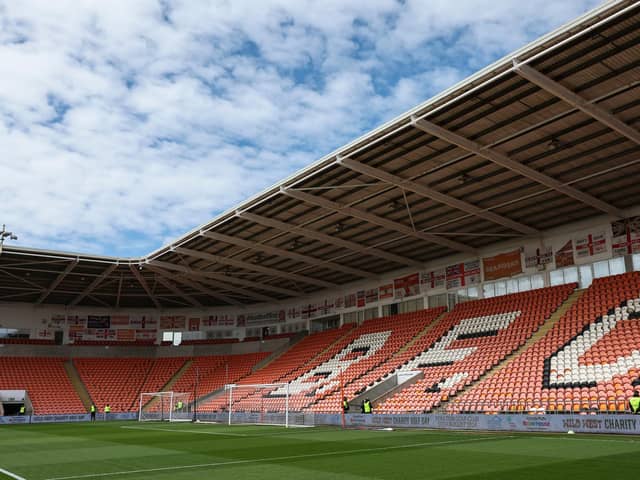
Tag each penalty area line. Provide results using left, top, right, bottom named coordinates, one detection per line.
left=44, top=435, right=515, bottom=480
left=0, top=467, right=28, bottom=480
left=120, top=425, right=248, bottom=437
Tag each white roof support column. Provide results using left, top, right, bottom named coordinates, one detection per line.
left=115, top=273, right=123, bottom=309
left=337, top=157, right=538, bottom=235
left=148, top=259, right=293, bottom=299
left=281, top=187, right=477, bottom=255
left=129, top=265, right=162, bottom=309
left=36, top=259, right=78, bottom=304
left=173, top=246, right=335, bottom=289
left=238, top=211, right=423, bottom=268
left=146, top=265, right=243, bottom=306
left=513, top=62, right=640, bottom=147
left=153, top=272, right=202, bottom=308
left=201, top=231, right=374, bottom=279
left=412, top=117, right=623, bottom=218
left=69, top=263, right=118, bottom=307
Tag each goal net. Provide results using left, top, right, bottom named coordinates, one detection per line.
left=138, top=391, right=193, bottom=422
left=225, top=383, right=313, bottom=428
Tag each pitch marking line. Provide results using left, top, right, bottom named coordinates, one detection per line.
left=0, top=467, right=27, bottom=480
left=120, top=426, right=248, bottom=437
left=44, top=435, right=514, bottom=480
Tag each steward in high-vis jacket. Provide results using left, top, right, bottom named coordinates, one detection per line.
left=19, top=405, right=25, bottom=415
left=342, top=397, right=349, bottom=412
left=363, top=399, right=372, bottom=414
left=90, top=404, right=96, bottom=421
left=104, top=404, right=111, bottom=420
left=629, top=391, right=640, bottom=414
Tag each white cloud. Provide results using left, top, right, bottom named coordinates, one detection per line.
left=0, top=0, right=602, bottom=256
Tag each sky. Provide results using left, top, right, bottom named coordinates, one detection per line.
left=0, top=0, right=604, bottom=257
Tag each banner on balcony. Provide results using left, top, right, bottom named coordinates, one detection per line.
left=301, top=304, right=318, bottom=320
left=357, top=290, right=366, bottom=308
left=87, top=315, right=110, bottom=329
left=110, top=315, right=130, bottom=326
left=188, top=318, right=200, bottom=331
left=482, top=251, right=521, bottom=282
left=379, top=283, right=394, bottom=300
left=66, top=315, right=87, bottom=327
left=344, top=293, right=357, bottom=308
left=447, top=260, right=481, bottom=288
left=420, top=268, right=446, bottom=291
left=245, top=310, right=285, bottom=326
left=575, top=231, right=607, bottom=259
left=130, top=315, right=156, bottom=329
left=612, top=216, right=640, bottom=256
left=365, top=288, right=379, bottom=304
left=394, top=273, right=420, bottom=299
left=317, top=299, right=335, bottom=316
left=524, top=245, right=553, bottom=269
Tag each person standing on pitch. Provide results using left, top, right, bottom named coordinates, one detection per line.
left=629, top=391, right=640, bottom=414
left=90, top=404, right=96, bottom=422
left=104, top=403, right=111, bottom=421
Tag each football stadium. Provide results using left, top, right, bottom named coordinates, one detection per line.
left=2, top=1, right=640, bottom=478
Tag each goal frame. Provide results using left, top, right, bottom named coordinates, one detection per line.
left=225, top=383, right=290, bottom=428
left=138, top=391, right=193, bottom=422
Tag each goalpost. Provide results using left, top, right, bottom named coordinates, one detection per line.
left=138, top=391, right=193, bottom=422
left=225, top=383, right=297, bottom=427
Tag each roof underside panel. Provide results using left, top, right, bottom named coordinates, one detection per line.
left=1, top=1, right=639, bottom=308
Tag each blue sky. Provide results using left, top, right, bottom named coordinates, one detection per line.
left=0, top=0, right=602, bottom=257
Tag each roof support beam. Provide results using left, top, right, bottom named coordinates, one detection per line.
left=146, top=265, right=243, bottom=306
left=412, top=118, right=624, bottom=218
left=281, top=187, right=477, bottom=255
left=36, top=259, right=78, bottom=304
left=129, top=265, right=162, bottom=309
left=238, top=211, right=423, bottom=268
left=149, top=259, right=292, bottom=299
left=174, top=246, right=335, bottom=289
left=115, top=274, right=123, bottom=309
left=337, top=157, right=538, bottom=235
left=152, top=272, right=202, bottom=308
left=513, top=62, right=640, bottom=147
left=201, top=231, right=374, bottom=279
left=69, top=264, right=118, bottom=307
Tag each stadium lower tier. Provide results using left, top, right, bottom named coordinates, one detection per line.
left=0, top=357, right=85, bottom=414
left=4, top=272, right=640, bottom=416
left=447, top=272, right=640, bottom=414
left=200, top=307, right=447, bottom=413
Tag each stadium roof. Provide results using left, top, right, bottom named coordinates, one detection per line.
left=1, top=0, right=639, bottom=309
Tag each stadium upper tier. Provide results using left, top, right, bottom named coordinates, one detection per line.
left=0, top=0, right=638, bottom=308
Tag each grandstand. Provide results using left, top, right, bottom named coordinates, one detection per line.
left=2, top=1, right=640, bottom=478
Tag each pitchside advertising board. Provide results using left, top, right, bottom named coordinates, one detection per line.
left=2, top=412, right=640, bottom=434
left=334, top=414, right=640, bottom=435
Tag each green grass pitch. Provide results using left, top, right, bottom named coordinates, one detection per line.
left=1, top=421, right=639, bottom=479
